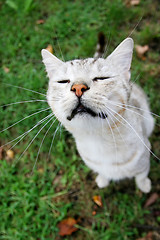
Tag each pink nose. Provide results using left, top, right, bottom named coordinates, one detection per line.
left=71, top=84, right=88, bottom=97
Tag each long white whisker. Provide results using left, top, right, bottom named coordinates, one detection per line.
left=47, top=122, right=61, bottom=161
left=13, top=116, right=54, bottom=166
left=107, top=99, right=160, bottom=118
left=32, top=117, right=56, bottom=173
left=103, top=111, right=118, bottom=165
left=0, top=107, right=51, bottom=133
left=127, top=16, right=143, bottom=38
left=0, top=99, right=47, bottom=108
left=106, top=105, right=160, bottom=161
left=1, top=113, right=53, bottom=148
left=2, top=83, right=46, bottom=97
left=107, top=100, right=159, bottom=126
left=107, top=109, right=127, bottom=147
left=9, top=114, right=54, bottom=150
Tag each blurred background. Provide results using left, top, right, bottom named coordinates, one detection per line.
left=0, top=0, right=160, bottom=239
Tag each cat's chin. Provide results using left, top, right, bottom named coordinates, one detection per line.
left=67, top=103, right=107, bottom=121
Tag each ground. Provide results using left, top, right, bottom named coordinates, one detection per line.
left=0, top=0, right=160, bottom=239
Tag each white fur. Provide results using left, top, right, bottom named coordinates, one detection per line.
left=41, top=38, right=154, bottom=193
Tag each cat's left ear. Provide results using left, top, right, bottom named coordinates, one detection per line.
left=106, top=38, right=134, bottom=73
left=41, top=49, right=64, bottom=78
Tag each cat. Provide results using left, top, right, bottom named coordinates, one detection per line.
left=41, top=37, right=155, bottom=193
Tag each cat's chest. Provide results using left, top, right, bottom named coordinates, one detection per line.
left=74, top=132, right=128, bottom=165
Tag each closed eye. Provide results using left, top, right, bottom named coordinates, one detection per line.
left=57, top=80, right=70, bottom=83
left=93, top=77, right=110, bottom=81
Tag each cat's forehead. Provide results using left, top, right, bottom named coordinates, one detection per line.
left=64, top=58, right=108, bottom=77
left=67, top=58, right=105, bottom=68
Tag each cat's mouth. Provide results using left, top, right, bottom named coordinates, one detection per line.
left=67, top=103, right=107, bottom=121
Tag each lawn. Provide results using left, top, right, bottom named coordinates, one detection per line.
left=0, top=0, right=160, bottom=239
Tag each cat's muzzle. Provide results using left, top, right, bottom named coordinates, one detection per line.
left=67, top=103, right=107, bottom=121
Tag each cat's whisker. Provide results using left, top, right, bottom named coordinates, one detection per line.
left=1, top=113, right=53, bottom=149
left=0, top=107, right=51, bottom=133
left=12, top=115, right=54, bottom=167
left=47, top=122, right=61, bottom=161
left=107, top=109, right=128, bottom=147
left=106, top=99, right=159, bottom=126
left=54, top=31, right=65, bottom=61
left=131, top=74, right=140, bottom=85
left=9, top=113, right=54, bottom=151
left=103, top=111, right=118, bottom=165
left=0, top=99, right=47, bottom=108
left=127, top=16, right=143, bottom=38
left=3, top=83, right=46, bottom=97
left=32, top=118, right=57, bottom=173
left=103, top=31, right=112, bottom=58
left=107, top=99, right=160, bottom=118
left=106, top=105, right=160, bottom=161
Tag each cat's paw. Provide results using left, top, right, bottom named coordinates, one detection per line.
left=95, top=175, right=109, bottom=188
left=136, top=177, right=151, bottom=193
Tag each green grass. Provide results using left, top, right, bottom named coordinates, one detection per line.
left=0, top=0, right=160, bottom=239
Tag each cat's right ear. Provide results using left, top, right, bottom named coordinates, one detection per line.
left=41, top=49, right=64, bottom=78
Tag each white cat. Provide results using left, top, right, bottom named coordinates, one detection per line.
left=41, top=38, right=154, bottom=193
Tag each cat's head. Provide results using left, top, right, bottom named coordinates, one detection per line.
left=41, top=38, right=133, bottom=133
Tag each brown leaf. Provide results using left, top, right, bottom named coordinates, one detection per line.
left=144, top=193, right=159, bottom=208
left=37, top=167, right=44, bottom=174
left=3, top=66, right=10, bottom=73
left=6, top=149, right=14, bottom=159
left=45, top=44, right=53, bottom=54
left=92, top=211, right=96, bottom=216
left=58, top=217, right=78, bottom=236
left=136, top=231, right=153, bottom=240
left=135, top=44, right=149, bottom=60
left=130, top=0, right=140, bottom=6
left=92, top=195, right=103, bottom=207
left=0, top=147, right=3, bottom=160
left=125, top=0, right=140, bottom=7
left=36, top=19, right=45, bottom=24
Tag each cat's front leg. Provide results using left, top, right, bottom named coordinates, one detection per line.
left=95, top=174, right=110, bottom=188
left=135, top=171, right=151, bottom=193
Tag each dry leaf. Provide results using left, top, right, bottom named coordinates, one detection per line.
left=46, top=44, right=53, bottom=54
left=6, top=149, right=14, bottom=159
left=92, top=211, right=96, bottom=216
left=144, top=193, right=159, bottom=208
left=37, top=167, right=44, bottom=174
left=125, top=0, right=140, bottom=7
left=0, top=147, right=3, bottom=160
left=135, top=44, right=149, bottom=60
left=3, top=66, right=10, bottom=73
left=36, top=19, right=45, bottom=24
left=130, top=0, right=140, bottom=6
left=58, top=217, right=78, bottom=236
left=136, top=231, right=153, bottom=240
left=92, top=195, right=103, bottom=207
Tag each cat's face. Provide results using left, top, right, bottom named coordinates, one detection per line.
left=41, top=38, right=133, bottom=132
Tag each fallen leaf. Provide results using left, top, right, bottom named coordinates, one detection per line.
left=130, top=0, right=140, bottom=6
left=136, top=231, right=153, bottom=240
left=6, top=149, right=14, bottom=159
left=36, top=19, right=45, bottom=24
left=92, top=195, right=103, bottom=207
left=45, top=44, right=53, bottom=54
left=3, top=66, right=10, bottom=73
left=92, top=211, right=96, bottom=216
left=0, top=147, right=3, bottom=160
left=37, top=167, right=44, bottom=174
left=58, top=217, right=78, bottom=236
left=125, top=0, right=140, bottom=7
left=144, top=193, right=159, bottom=208
left=135, top=44, right=149, bottom=60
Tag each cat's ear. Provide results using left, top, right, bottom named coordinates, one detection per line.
left=41, top=49, right=64, bottom=78
left=106, top=38, right=134, bottom=73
